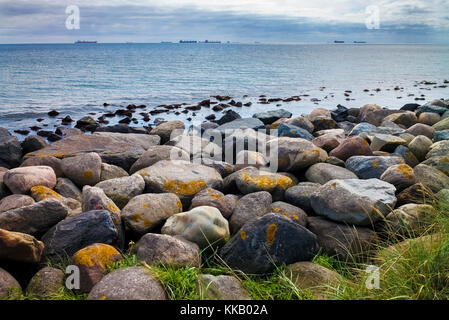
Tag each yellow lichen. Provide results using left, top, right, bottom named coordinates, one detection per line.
left=143, top=203, right=149, bottom=209
left=397, top=164, right=414, bottom=180
left=163, top=179, right=207, bottom=196
left=83, top=170, right=94, bottom=179
left=30, top=185, right=61, bottom=201
left=371, top=159, right=379, bottom=169
left=132, top=213, right=143, bottom=222
left=73, top=243, right=121, bottom=269
left=176, top=200, right=183, bottom=211
left=240, top=231, right=247, bottom=240
left=107, top=202, right=119, bottom=214
left=143, top=219, right=152, bottom=228
left=240, top=173, right=293, bottom=190
left=100, top=295, right=107, bottom=300
left=266, top=224, right=278, bottom=246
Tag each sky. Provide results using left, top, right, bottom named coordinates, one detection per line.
left=0, top=0, right=448, bottom=44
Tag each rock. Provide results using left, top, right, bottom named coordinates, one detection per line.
left=26, top=132, right=161, bottom=171
left=42, top=210, right=118, bottom=260
left=310, top=179, right=397, bottom=226
left=100, top=163, right=129, bottom=181
left=197, top=274, right=251, bottom=300
left=214, top=110, right=241, bottom=125
left=162, top=206, right=230, bottom=249
left=434, top=130, right=449, bottom=142
left=305, top=163, right=358, bottom=184
left=312, top=133, right=344, bottom=152
left=380, top=164, right=416, bottom=191
left=234, top=150, right=269, bottom=170
left=75, top=116, right=98, bottom=131
left=0, top=194, right=35, bottom=213
left=95, top=124, right=148, bottom=134
left=271, top=201, right=307, bottom=227
left=436, top=189, right=449, bottom=202
left=396, top=183, right=435, bottom=206
left=384, top=204, right=436, bottom=238
left=422, top=156, right=449, bottom=176
left=88, top=267, right=167, bottom=300
left=285, top=182, right=321, bottom=214
left=331, top=104, right=348, bottom=122
left=408, top=135, right=433, bottom=161
left=61, top=153, right=102, bottom=187
left=253, top=109, right=292, bottom=125
left=0, top=228, right=44, bottom=263
left=135, top=233, right=200, bottom=267
left=307, top=217, right=379, bottom=261
left=73, top=243, right=122, bottom=293
left=94, top=174, right=144, bottom=209
left=329, top=136, right=373, bottom=161
left=277, top=123, right=314, bottom=140
left=310, top=116, right=338, bottom=131
left=137, top=160, right=222, bottom=207
left=190, top=188, right=235, bottom=219
left=150, top=120, right=185, bottom=144
left=426, top=140, right=449, bottom=158
left=220, top=214, right=318, bottom=274
left=216, top=118, right=265, bottom=135
left=418, top=112, right=441, bottom=126
left=0, top=168, right=9, bottom=199
left=383, top=111, right=417, bottom=128
left=26, top=267, right=64, bottom=297
left=0, top=199, right=68, bottom=236
left=229, top=191, right=272, bottom=234
left=413, top=164, right=449, bottom=193
left=349, top=122, right=377, bottom=136
left=369, top=133, right=406, bottom=152
left=30, top=185, right=81, bottom=217
left=400, top=103, right=420, bottom=111
left=20, top=156, right=63, bottom=177
left=21, top=135, right=48, bottom=154
left=221, top=128, right=271, bottom=164
left=326, top=156, right=346, bottom=167
left=0, top=267, right=21, bottom=299
left=234, top=167, right=294, bottom=201
left=55, top=178, right=82, bottom=201
left=268, top=137, right=327, bottom=172
left=122, top=193, right=181, bottom=235
left=393, top=145, right=420, bottom=168
left=345, top=156, right=405, bottom=179
left=285, top=116, right=314, bottom=133
left=285, top=262, right=341, bottom=298
left=3, top=166, right=56, bottom=194
left=0, top=128, right=22, bottom=169
left=416, top=103, right=448, bottom=116
left=359, top=108, right=400, bottom=126
left=405, top=123, right=435, bottom=139
left=129, top=145, right=189, bottom=174
left=167, top=134, right=221, bottom=160
left=202, top=160, right=235, bottom=178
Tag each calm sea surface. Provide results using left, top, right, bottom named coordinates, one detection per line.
left=0, top=43, right=448, bottom=134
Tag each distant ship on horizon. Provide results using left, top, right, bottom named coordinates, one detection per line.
left=353, top=41, right=367, bottom=43
left=74, top=40, right=98, bottom=44
left=179, top=40, right=197, bottom=43
left=334, top=40, right=345, bottom=43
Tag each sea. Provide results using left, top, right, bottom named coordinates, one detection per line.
left=0, top=43, right=448, bottom=136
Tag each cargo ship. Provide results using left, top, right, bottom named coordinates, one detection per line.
left=74, top=40, right=98, bottom=44
left=179, top=40, right=197, bottom=43
left=334, top=40, right=345, bottom=43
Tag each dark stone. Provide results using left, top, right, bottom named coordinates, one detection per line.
left=48, top=110, right=60, bottom=117
left=21, top=135, right=48, bottom=154
left=0, top=127, right=22, bottom=169
left=400, top=103, right=420, bottom=111
left=95, top=124, right=148, bottom=134
left=214, top=110, right=242, bottom=125
left=331, top=104, right=348, bottom=122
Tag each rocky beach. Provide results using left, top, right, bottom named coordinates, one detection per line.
left=1, top=94, right=449, bottom=300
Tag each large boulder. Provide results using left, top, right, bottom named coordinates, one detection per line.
left=121, top=193, right=182, bottom=235
left=220, top=214, right=318, bottom=274
left=0, top=194, right=35, bottom=213
left=408, top=135, right=433, bottom=162
left=271, top=201, right=308, bottom=227
left=162, top=206, right=230, bottom=249
left=393, top=145, right=420, bottom=168
left=150, top=120, right=185, bottom=144
left=413, top=164, right=449, bottom=193
left=61, top=153, right=102, bottom=187
left=253, top=109, right=292, bottom=125
left=229, top=191, right=272, bottom=234
left=305, top=163, right=358, bottom=184
left=329, top=136, right=373, bottom=161
left=284, top=182, right=321, bottom=214
left=0, top=128, right=22, bottom=169
left=369, top=133, right=407, bottom=152
left=88, top=267, right=167, bottom=300
left=380, top=164, right=416, bottom=191
left=137, top=160, right=222, bottom=207
left=20, top=156, right=63, bottom=177
left=277, top=123, right=314, bottom=140
left=30, top=186, right=81, bottom=217
left=310, top=179, right=397, bottom=226
left=0, top=228, right=44, bottom=263
left=405, top=123, right=435, bottom=139
left=3, top=166, right=57, bottom=194
left=383, top=111, right=417, bottom=128
left=129, top=145, right=189, bottom=174
left=345, top=156, right=405, bottom=179
left=94, top=174, right=145, bottom=209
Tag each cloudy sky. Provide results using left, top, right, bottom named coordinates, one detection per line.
left=0, top=0, right=448, bottom=43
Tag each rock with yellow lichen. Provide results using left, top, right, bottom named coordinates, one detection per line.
left=380, top=164, right=416, bottom=191
left=162, top=206, right=230, bottom=249
left=346, top=155, right=405, bottom=179
left=270, top=201, right=308, bottom=227
left=220, top=213, right=318, bottom=274
left=229, top=191, right=272, bottom=234
left=94, top=174, right=145, bottom=209
left=0, top=228, right=44, bottom=263
left=73, top=243, right=122, bottom=293
left=121, top=193, right=182, bottom=235
left=30, top=185, right=82, bottom=217
left=0, top=194, right=35, bottom=213
left=190, top=188, right=236, bottom=219
left=61, top=152, right=102, bottom=187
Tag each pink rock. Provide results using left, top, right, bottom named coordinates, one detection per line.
left=3, top=166, right=57, bottom=194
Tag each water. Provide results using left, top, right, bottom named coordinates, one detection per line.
left=0, top=43, right=448, bottom=135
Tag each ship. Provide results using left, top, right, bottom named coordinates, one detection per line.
left=75, top=40, right=97, bottom=44
left=353, top=41, right=367, bottom=44
left=179, top=40, right=197, bottom=43
left=200, top=40, right=221, bottom=43
left=334, top=40, right=345, bottom=43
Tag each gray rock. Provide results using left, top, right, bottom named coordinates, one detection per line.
left=413, top=164, right=449, bottom=193
left=284, top=182, right=321, bottom=214
left=369, top=133, right=407, bottom=152
left=252, top=109, right=292, bottom=125
left=21, top=135, right=48, bottom=154
left=129, top=145, right=189, bottom=174
left=380, top=164, right=416, bottom=191
left=346, top=156, right=405, bottom=179
left=61, top=152, right=102, bottom=187
left=0, top=194, right=35, bottom=213
left=408, top=135, right=433, bottom=161
left=0, top=267, right=21, bottom=299
left=426, top=140, right=449, bottom=159
left=100, top=163, right=129, bottom=181
left=197, top=274, right=252, bottom=300
left=405, top=123, right=435, bottom=139
left=393, top=145, right=420, bottom=168
left=55, top=178, right=82, bottom=201
left=190, top=188, right=235, bottom=219
left=216, top=118, right=265, bottom=135
left=285, top=116, right=314, bottom=133
left=349, top=122, right=377, bottom=136
left=95, top=174, right=145, bottom=209
left=26, top=267, right=64, bottom=297
left=434, top=130, right=449, bottom=142
left=3, top=166, right=57, bottom=194
left=0, top=128, right=22, bottom=169
left=150, top=120, right=185, bottom=144
left=422, top=156, right=449, bottom=176
left=277, top=123, right=314, bottom=140
left=271, top=201, right=308, bottom=227
left=305, top=163, right=358, bottom=184
left=229, top=191, right=272, bottom=234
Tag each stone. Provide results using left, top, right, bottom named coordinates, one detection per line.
left=150, top=120, right=185, bottom=144
left=0, top=228, right=44, bottom=263
left=413, top=164, right=449, bottom=193
left=135, top=233, right=200, bottom=267
left=73, top=243, right=123, bottom=293
left=329, top=136, right=373, bottom=161
left=436, top=189, right=449, bottom=202
left=310, top=179, right=397, bottom=226
left=0, top=267, right=21, bottom=299
left=400, top=103, right=420, bottom=112
left=305, top=163, right=358, bottom=184
left=426, top=140, right=449, bottom=158
left=21, top=135, right=48, bottom=154
left=434, top=130, right=449, bottom=142
left=349, top=122, right=377, bottom=136
left=229, top=191, right=272, bottom=234
left=55, top=178, right=82, bottom=201
left=277, top=123, right=314, bottom=140
left=312, top=133, right=344, bottom=152
left=30, top=185, right=81, bottom=217
left=418, top=112, right=441, bottom=126
left=42, top=210, right=118, bottom=260
left=162, top=206, right=230, bottom=249
left=20, top=156, right=63, bottom=177
left=0, top=199, right=68, bottom=236
left=190, top=188, right=235, bottom=219
left=408, top=135, right=433, bottom=162
left=202, top=160, right=235, bottom=178
left=271, top=201, right=307, bottom=227
left=0, top=194, right=35, bottom=213
left=253, top=109, right=292, bottom=125
left=234, top=150, right=269, bottom=170
left=0, top=168, right=9, bottom=199
left=100, top=163, right=129, bottom=181
left=129, top=145, right=189, bottom=174
left=416, top=103, right=448, bottom=116
left=331, top=104, right=348, bottom=122
left=309, top=107, right=331, bottom=119
left=310, top=116, right=338, bottom=131
left=285, top=116, right=314, bottom=133
left=214, top=110, right=241, bottom=125
left=26, top=267, right=64, bottom=297
left=398, top=132, right=416, bottom=144
left=88, top=267, right=167, bottom=300
left=384, top=204, right=436, bottom=237
left=234, top=167, right=294, bottom=201
left=216, top=118, right=265, bottom=135
left=94, top=174, right=145, bottom=209
left=285, top=182, right=321, bottom=214
left=221, top=128, right=271, bottom=164
left=383, top=111, right=417, bottom=128
left=345, top=156, right=405, bottom=179
left=26, top=132, right=161, bottom=171
left=369, top=133, right=407, bottom=152
left=61, top=152, right=102, bottom=187
left=405, top=123, right=435, bottom=139
left=3, top=166, right=57, bottom=194
left=0, top=128, right=22, bottom=169
left=268, top=137, right=327, bottom=172
left=326, top=156, right=346, bottom=167
left=197, top=274, right=251, bottom=300
left=380, top=164, right=416, bottom=191
left=359, top=108, right=400, bottom=126
left=122, top=193, right=182, bottom=235
left=396, top=183, right=435, bottom=206
left=137, top=160, right=223, bottom=207
left=220, top=214, right=318, bottom=274
left=393, top=145, right=420, bottom=168
left=422, top=156, right=449, bottom=176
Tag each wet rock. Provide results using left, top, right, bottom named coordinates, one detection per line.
left=95, top=174, right=145, bottom=209
left=229, top=191, right=272, bottom=234
left=413, top=164, right=449, bottom=193
left=190, top=188, right=235, bottom=219
left=220, top=214, right=318, bottom=274
left=0, top=194, right=35, bottom=213
left=3, top=166, right=56, bottom=194
left=346, top=156, right=405, bottom=179
left=329, top=136, right=373, bottom=161
left=393, top=145, right=420, bottom=167
left=252, top=109, right=292, bottom=125
left=100, top=163, right=129, bottom=181
left=271, top=201, right=307, bottom=227
left=129, top=145, right=189, bottom=174
left=408, top=135, right=433, bottom=161
left=21, top=135, right=48, bottom=154
left=0, top=228, right=44, bottom=263
left=405, top=123, right=435, bottom=139
left=122, top=193, right=182, bottom=235
left=135, top=233, right=200, bottom=267
left=197, top=274, right=251, bottom=300
left=26, top=267, right=64, bottom=297
left=380, top=164, right=416, bottom=191
left=55, top=178, right=82, bottom=201
left=162, top=206, right=230, bottom=249
left=20, top=156, right=63, bottom=177
left=277, top=123, right=314, bottom=140
left=285, top=182, right=321, bottom=214
left=61, top=153, right=102, bottom=187
left=305, top=163, right=358, bottom=184
left=150, top=120, right=185, bottom=144
left=0, top=128, right=22, bottom=169
left=0, top=267, right=21, bottom=299
left=310, top=178, right=397, bottom=226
